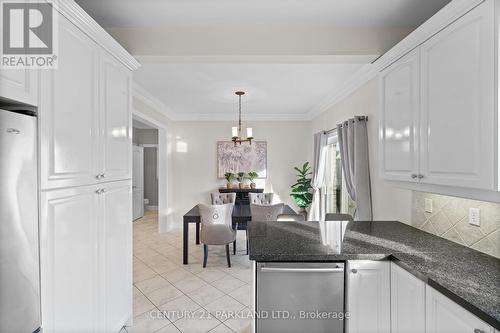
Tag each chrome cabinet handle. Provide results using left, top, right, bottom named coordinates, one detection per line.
left=351, top=269, right=358, bottom=274
left=411, top=174, right=418, bottom=179
left=95, top=173, right=106, bottom=179
left=95, top=188, right=105, bottom=194
left=417, top=174, right=424, bottom=179
left=474, top=329, right=485, bottom=333
left=96, top=174, right=102, bottom=179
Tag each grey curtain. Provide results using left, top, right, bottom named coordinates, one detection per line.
left=307, top=131, right=328, bottom=221
left=337, top=116, right=372, bottom=220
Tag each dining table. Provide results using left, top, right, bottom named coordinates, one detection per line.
left=182, top=204, right=296, bottom=264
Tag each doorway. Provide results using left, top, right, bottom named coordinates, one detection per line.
left=132, top=118, right=159, bottom=221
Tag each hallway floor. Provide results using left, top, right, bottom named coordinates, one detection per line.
left=127, top=211, right=253, bottom=333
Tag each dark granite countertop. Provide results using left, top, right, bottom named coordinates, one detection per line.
left=248, top=220, right=500, bottom=329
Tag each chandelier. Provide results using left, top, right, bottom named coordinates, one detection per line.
left=231, top=91, right=253, bottom=146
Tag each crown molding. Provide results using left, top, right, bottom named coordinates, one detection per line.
left=133, top=82, right=177, bottom=121
left=50, top=0, right=140, bottom=70
left=135, top=54, right=379, bottom=65
left=171, top=112, right=308, bottom=122
left=305, top=64, right=378, bottom=120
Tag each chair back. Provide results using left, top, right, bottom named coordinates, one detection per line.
left=325, top=213, right=353, bottom=221
left=211, top=192, right=237, bottom=205
left=249, top=192, right=274, bottom=205
left=277, top=213, right=305, bottom=222
left=250, top=203, right=284, bottom=221
left=198, top=203, right=235, bottom=245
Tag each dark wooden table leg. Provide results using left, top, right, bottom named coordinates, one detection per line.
left=196, top=222, right=200, bottom=244
left=183, top=220, right=189, bottom=265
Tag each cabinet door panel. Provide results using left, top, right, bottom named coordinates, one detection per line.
left=0, top=68, right=38, bottom=106
left=426, top=286, right=493, bottom=333
left=391, top=263, right=425, bottom=333
left=420, top=1, right=494, bottom=189
left=379, top=48, right=420, bottom=181
left=39, top=16, right=99, bottom=189
left=347, top=261, right=390, bottom=333
left=40, top=186, right=99, bottom=333
left=100, top=54, right=132, bottom=182
left=102, top=181, right=132, bottom=332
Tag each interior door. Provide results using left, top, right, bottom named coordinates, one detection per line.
left=379, top=48, right=420, bottom=182
left=132, top=145, right=144, bottom=220
left=101, top=181, right=132, bottom=332
left=419, top=1, right=495, bottom=189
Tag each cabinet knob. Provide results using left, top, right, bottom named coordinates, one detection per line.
left=351, top=269, right=358, bottom=274
left=95, top=188, right=105, bottom=194
left=474, top=330, right=485, bottom=333
left=411, top=174, right=418, bottom=179
left=417, top=174, right=424, bottom=179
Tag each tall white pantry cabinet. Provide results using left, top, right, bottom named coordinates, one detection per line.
left=0, top=1, right=140, bottom=332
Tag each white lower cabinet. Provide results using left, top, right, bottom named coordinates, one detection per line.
left=41, top=181, right=132, bottom=333
left=426, top=286, right=493, bottom=333
left=390, top=263, right=426, bottom=333
left=346, top=261, right=391, bottom=333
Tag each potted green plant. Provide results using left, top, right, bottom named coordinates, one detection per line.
left=237, top=172, right=247, bottom=189
left=247, top=171, right=258, bottom=189
left=224, top=172, right=235, bottom=189
left=290, top=162, right=313, bottom=215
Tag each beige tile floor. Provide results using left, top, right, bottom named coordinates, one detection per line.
left=124, top=211, right=253, bottom=333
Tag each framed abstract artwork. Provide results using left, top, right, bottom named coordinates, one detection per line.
left=217, top=141, right=267, bottom=178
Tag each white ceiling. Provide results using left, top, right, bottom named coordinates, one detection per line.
left=77, top=0, right=451, bottom=120
left=77, top=0, right=450, bottom=29
left=133, top=63, right=365, bottom=120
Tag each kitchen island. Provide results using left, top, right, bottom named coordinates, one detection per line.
left=248, top=219, right=500, bottom=332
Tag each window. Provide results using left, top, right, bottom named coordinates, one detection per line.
left=323, top=131, right=354, bottom=215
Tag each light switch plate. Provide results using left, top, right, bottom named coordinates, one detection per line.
left=469, top=208, right=481, bottom=226
left=425, top=199, right=433, bottom=213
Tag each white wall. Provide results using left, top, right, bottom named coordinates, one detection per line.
left=311, top=78, right=413, bottom=224
left=169, top=121, right=312, bottom=226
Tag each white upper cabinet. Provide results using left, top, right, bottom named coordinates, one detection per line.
left=40, top=18, right=132, bottom=190
left=379, top=48, right=420, bottom=182
left=347, top=261, right=391, bottom=333
left=419, top=0, right=495, bottom=189
left=100, top=53, right=132, bottom=183
left=0, top=68, right=38, bottom=106
left=390, top=263, right=426, bottom=333
left=379, top=0, right=497, bottom=193
left=426, top=286, right=493, bottom=333
left=39, top=16, right=100, bottom=190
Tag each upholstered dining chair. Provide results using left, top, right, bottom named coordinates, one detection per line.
left=277, top=213, right=305, bottom=222
left=210, top=192, right=237, bottom=206
left=250, top=203, right=285, bottom=221
left=198, top=203, right=235, bottom=268
left=248, top=192, right=274, bottom=205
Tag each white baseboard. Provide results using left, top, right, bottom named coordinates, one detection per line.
left=146, top=205, right=158, bottom=211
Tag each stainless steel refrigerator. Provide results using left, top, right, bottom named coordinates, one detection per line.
left=0, top=107, right=41, bottom=333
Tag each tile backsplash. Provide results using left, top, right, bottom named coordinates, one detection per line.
left=412, top=191, right=500, bottom=258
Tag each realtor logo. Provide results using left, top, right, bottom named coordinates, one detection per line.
left=1, top=0, right=57, bottom=68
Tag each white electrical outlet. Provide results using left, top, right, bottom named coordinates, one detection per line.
left=469, top=208, right=481, bottom=226
left=425, top=198, right=433, bottom=213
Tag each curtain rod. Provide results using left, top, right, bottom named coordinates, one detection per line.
left=324, top=116, right=368, bottom=134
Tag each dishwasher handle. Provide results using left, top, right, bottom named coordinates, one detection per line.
left=260, top=267, right=344, bottom=273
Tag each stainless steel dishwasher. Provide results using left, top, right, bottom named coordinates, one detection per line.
left=256, top=262, right=345, bottom=333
